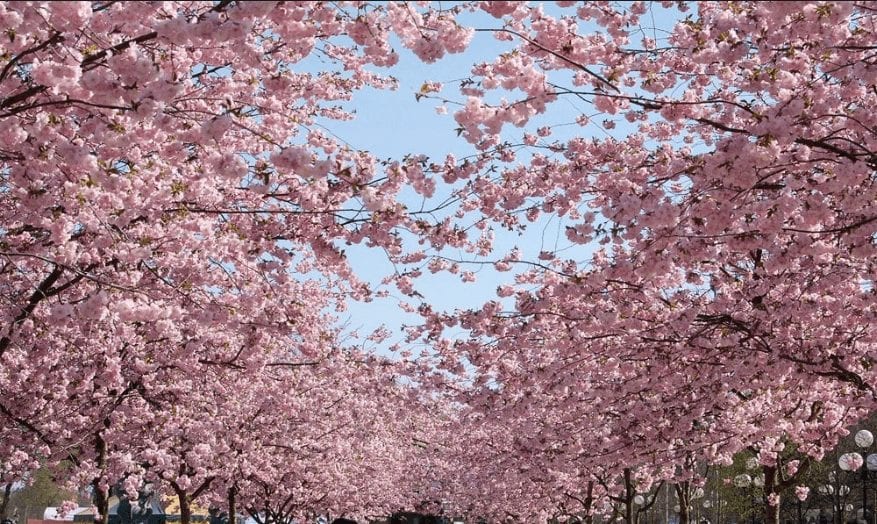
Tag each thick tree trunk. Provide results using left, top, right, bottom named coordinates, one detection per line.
left=675, top=483, right=691, bottom=524
left=764, top=501, right=781, bottom=524
left=173, top=487, right=192, bottom=524
left=170, top=476, right=212, bottom=524
left=93, top=432, right=109, bottom=524
left=623, top=469, right=634, bottom=524
left=763, top=465, right=781, bottom=524
left=0, top=482, right=12, bottom=520
left=227, top=487, right=236, bottom=524
left=180, top=498, right=191, bottom=524
left=92, top=476, right=109, bottom=524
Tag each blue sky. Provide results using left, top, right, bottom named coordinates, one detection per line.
left=297, top=3, right=686, bottom=354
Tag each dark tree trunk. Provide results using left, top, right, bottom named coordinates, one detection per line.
left=624, top=469, right=634, bottom=524
left=763, top=465, right=781, bottom=524
left=675, top=483, right=691, bottom=524
left=764, top=502, right=781, bottom=524
left=92, top=432, right=109, bottom=524
left=0, top=482, right=12, bottom=520
left=227, top=487, right=236, bottom=524
left=171, top=477, right=213, bottom=524
left=174, top=487, right=192, bottom=524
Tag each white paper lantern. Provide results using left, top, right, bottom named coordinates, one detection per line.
left=839, top=452, right=863, bottom=471
left=633, top=495, right=645, bottom=506
left=867, top=453, right=877, bottom=471
left=856, top=430, right=874, bottom=448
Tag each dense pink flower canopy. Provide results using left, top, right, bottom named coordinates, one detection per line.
left=0, top=1, right=876, bottom=523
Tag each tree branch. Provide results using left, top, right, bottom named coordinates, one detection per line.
left=0, top=264, right=64, bottom=357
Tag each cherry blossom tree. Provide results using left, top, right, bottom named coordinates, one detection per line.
left=421, top=1, right=877, bottom=522
left=3, top=1, right=877, bottom=523
left=226, top=354, right=438, bottom=524
left=0, top=0, right=474, bottom=519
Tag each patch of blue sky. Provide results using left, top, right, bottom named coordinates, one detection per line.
left=312, top=5, right=691, bottom=350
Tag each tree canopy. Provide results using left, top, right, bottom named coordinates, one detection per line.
left=1, top=2, right=876, bottom=523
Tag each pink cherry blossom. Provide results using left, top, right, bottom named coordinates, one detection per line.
left=3, top=3, right=877, bottom=524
